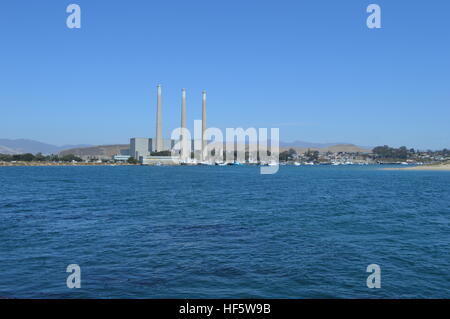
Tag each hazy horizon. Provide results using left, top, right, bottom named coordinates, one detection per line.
left=2, top=137, right=449, bottom=152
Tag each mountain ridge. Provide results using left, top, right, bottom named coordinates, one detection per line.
left=0, top=138, right=373, bottom=155
left=0, top=139, right=91, bottom=155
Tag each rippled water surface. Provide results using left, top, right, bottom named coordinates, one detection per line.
left=0, top=165, right=449, bottom=298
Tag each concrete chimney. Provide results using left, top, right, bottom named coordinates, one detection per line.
left=202, top=90, right=207, bottom=161
left=155, top=84, right=163, bottom=152
left=181, top=88, right=187, bottom=133
left=180, top=88, right=187, bottom=160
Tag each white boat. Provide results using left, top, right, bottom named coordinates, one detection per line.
left=260, top=161, right=277, bottom=166
left=215, top=162, right=228, bottom=166
left=199, top=161, right=214, bottom=166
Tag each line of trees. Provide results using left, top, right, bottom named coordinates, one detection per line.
left=372, top=146, right=409, bottom=160
left=372, top=146, right=450, bottom=160
left=279, top=148, right=319, bottom=162
left=279, top=148, right=297, bottom=161
left=431, top=148, right=450, bottom=156
left=304, top=149, right=319, bottom=162
left=0, top=153, right=83, bottom=162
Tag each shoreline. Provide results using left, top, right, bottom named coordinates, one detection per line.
left=384, top=164, right=450, bottom=171
left=0, top=162, right=138, bottom=167
left=2, top=162, right=450, bottom=170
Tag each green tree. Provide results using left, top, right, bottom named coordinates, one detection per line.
left=12, top=153, right=35, bottom=161
left=304, top=149, right=319, bottom=162
left=0, top=154, right=13, bottom=162
left=35, top=153, right=46, bottom=161
left=398, top=146, right=408, bottom=160
left=127, top=157, right=138, bottom=164
left=279, top=151, right=290, bottom=162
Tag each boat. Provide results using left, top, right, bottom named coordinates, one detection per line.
left=198, top=161, right=214, bottom=166
left=215, top=162, right=228, bottom=166
left=261, top=161, right=278, bottom=167
left=180, top=158, right=197, bottom=165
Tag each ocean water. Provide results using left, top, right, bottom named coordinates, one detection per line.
left=0, top=165, right=449, bottom=299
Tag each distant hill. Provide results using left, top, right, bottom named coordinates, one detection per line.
left=210, top=142, right=371, bottom=154
left=0, top=139, right=91, bottom=155
left=59, top=145, right=129, bottom=157
left=280, top=144, right=371, bottom=154
left=322, top=144, right=371, bottom=153
left=0, top=138, right=371, bottom=157
left=0, top=145, right=18, bottom=154
left=280, top=140, right=348, bottom=148
left=280, top=140, right=371, bottom=150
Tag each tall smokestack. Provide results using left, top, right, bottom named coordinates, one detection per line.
left=180, top=88, right=187, bottom=159
left=181, top=88, right=186, bottom=133
left=202, top=90, right=207, bottom=161
left=156, top=84, right=163, bottom=152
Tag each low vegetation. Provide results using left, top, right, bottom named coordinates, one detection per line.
left=0, top=153, right=83, bottom=162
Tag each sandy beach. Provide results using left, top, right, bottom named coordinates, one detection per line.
left=385, top=164, right=450, bottom=171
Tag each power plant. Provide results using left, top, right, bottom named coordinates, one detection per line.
left=130, top=85, right=207, bottom=164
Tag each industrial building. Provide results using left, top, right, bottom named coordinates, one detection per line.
left=128, top=84, right=207, bottom=164
left=130, top=137, right=151, bottom=160
left=130, top=137, right=174, bottom=161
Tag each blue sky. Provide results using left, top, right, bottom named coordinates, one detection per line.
left=1, top=0, right=449, bottom=149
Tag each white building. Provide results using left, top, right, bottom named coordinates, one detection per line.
left=113, top=155, right=131, bottom=162
left=130, top=137, right=176, bottom=161
left=130, top=138, right=151, bottom=160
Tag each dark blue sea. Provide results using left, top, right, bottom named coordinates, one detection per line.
left=0, top=165, right=449, bottom=298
